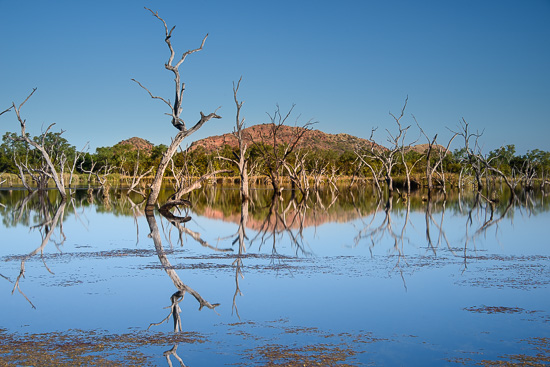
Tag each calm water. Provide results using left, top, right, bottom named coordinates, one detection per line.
left=0, top=186, right=549, bottom=366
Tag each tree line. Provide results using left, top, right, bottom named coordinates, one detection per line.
left=2, top=116, right=549, bottom=194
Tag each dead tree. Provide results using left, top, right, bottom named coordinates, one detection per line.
left=67, top=143, right=88, bottom=190
left=0, top=106, right=12, bottom=118
left=10, top=89, right=67, bottom=199
left=399, top=146, right=422, bottom=196
left=520, top=158, right=537, bottom=190
left=126, top=150, right=153, bottom=198
left=13, top=149, right=40, bottom=193
left=414, top=116, right=458, bottom=195
left=478, top=155, right=519, bottom=200
left=133, top=8, right=221, bottom=212
left=79, top=162, right=113, bottom=188
left=217, top=77, right=251, bottom=201
left=250, top=105, right=314, bottom=196
left=394, top=119, right=419, bottom=195
left=453, top=119, right=485, bottom=192
left=311, top=158, right=328, bottom=192
left=383, top=97, right=411, bottom=192
left=354, top=146, right=382, bottom=194
left=283, top=150, right=309, bottom=197
left=356, top=97, right=411, bottom=194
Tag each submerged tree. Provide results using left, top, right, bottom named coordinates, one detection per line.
left=217, top=77, right=251, bottom=201
left=356, top=97, right=411, bottom=193
left=133, top=8, right=221, bottom=212
left=454, top=119, right=485, bottom=192
left=9, top=89, right=68, bottom=199
left=414, top=116, right=458, bottom=197
left=250, top=105, right=314, bottom=196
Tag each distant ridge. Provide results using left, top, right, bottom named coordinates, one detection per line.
left=114, top=129, right=445, bottom=157
left=188, top=124, right=385, bottom=154
left=116, top=137, right=154, bottom=155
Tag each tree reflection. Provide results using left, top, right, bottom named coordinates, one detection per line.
left=163, top=343, right=186, bottom=367
left=146, top=212, right=220, bottom=332
left=146, top=201, right=225, bottom=366
left=231, top=198, right=249, bottom=318
left=251, top=193, right=311, bottom=258
left=459, top=191, right=516, bottom=272
left=11, top=194, right=67, bottom=308
left=2, top=186, right=550, bottom=315
left=424, top=190, right=454, bottom=256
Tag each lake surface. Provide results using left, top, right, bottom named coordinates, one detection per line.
left=0, top=186, right=549, bottom=366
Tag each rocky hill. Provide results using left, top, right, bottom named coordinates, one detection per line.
left=114, top=129, right=445, bottom=157
left=116, top=137, right=154, bottom=155
left=188, top=124, right=385, bottom=154
left=406, top=143, right=450, bottom=155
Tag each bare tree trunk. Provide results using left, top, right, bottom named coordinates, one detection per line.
left=11, top=89, right=67, bottom=199
left=355, top=152, right=382, bottom=194
left=134, top=9, right=221, bottom=212
left=250, top=104, right=314, bottom=196
left=385, top=172, right=393, bottom=192
left=357, top=97, right=411, bottom=195
left=68, top=143, right=88, bottom=190
left=217, top=77, right=251, bottom=202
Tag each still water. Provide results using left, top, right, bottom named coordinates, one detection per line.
left=0, top=186, right=549, bottom=366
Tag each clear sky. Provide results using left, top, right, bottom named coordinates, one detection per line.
left=1, top=0, right=549, bottom=154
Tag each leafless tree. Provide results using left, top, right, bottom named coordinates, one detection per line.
left=482, top=156, right=520, bottom=200
left=79, top=161, right=114, bottom=200
left=395, top=125, right=420, bottom=196
left=327, top=165, right=341, bottom=194
left=12, top=149, right=40, bottom=193
left=520, top=158, right=537, bottom=190
left=250, top=105, right=314, bottom=196
left=357, top=97, right=412, bottom=194
left=283, top=150, right=309, bottom=197
left=453, top=119, right=485, bottom=192
left=414, top=116, right=458, bottom=196
left=454, top=120, right=522, bottom=198
left=162, top=168, right=231, bottom=218
left=217, top=77, right=252, bottom=201
left=126, top=150, right=153, bottom=198
left=311, top=158, right=328, bottom=192
left=133, top=8, right=221, bottom=212
left=67, top=142, right=88, bottom=190
left=354, top=145, right=382, bottom=194
left=0, top=105, right=12, bottom=117
left=10, top=89, right=67, bottom=198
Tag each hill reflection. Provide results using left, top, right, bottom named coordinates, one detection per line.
left=1, top=186, right=549, bottom=229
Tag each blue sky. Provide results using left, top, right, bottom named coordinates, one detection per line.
left=1, top=0, right=549, bottom=154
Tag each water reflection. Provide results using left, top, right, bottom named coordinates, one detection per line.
left=1, top=186, right=549, bottom=365
left=146, top=210, right=220, bottom=329
left=9, top=193, right=67, bottom=308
